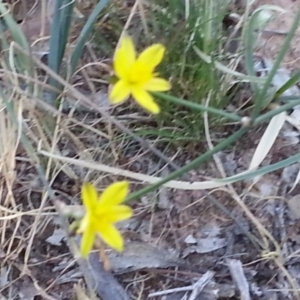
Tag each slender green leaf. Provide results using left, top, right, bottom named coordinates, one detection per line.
left=0, top=3, right=31, bottom=73
left=153, top=92, right=242, bottom=122
left=251, top=5, right=300, bottom=118
left=275, top=68, right=300, bottom=98
left=69, top=0, right=109, bottom=77
left=244, top=5, right=284, bottom=100
left=49, top=0, right=75, bottom=74
left=125, top=127, right=248, bottom=202
left=254, top=98, right=300, bottom=125
left=194, top=46, right=266, bottom=84
left=48, top=0, right=75, bottom=104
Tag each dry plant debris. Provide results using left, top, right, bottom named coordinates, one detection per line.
left=2, top=0, right=300, bottom=300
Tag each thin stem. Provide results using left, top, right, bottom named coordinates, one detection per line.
left=125, top=127, right=248, bottom=202
left=276, top=95, right=300, bottom=102
left=254, top=98, right=300, bottom=125
left=153, top=92, right=242, bottom=122
left=204, top=190, right=261, bottom=251
left=251, top=4, right=300, bottom=119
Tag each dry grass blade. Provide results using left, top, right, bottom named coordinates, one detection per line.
left=38, top=147, right=300, bottom=193
left=0, top=2, right=32, bottom=75
left=0, top=93, right=21, bottom=263
left=148, top=271, right=214, bottom=298
left=249, top=111, right=286, bottom=171
left=289, top=168, right=300, bottom=193
left=188, top=271, right=215, bottom=300
left=74, top=284, right=92, bottom=300
left=2, top=1, right=300, bottom=298
left=228, top=259, right=250, bottom=300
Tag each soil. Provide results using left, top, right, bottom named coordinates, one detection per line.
left=2, top=0, right=300, bottom=300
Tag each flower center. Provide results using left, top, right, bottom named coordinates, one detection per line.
left=127, top=61, right=152, bottom=85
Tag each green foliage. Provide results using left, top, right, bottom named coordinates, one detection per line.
left=48, top=0, right=109, bottom=104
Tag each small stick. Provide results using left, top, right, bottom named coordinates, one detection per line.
left=148, top=271, right=214, bottom=298
left=228, top=259, right=250, bottom=300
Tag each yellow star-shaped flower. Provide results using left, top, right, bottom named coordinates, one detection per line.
left=109, top=35, right=171, bottom=114
left=78, top=181, right=132, bottom=257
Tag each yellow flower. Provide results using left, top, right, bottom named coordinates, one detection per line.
left=77, top=181, right=132, bottom=257
left=109, top=35, right=171, bottom=114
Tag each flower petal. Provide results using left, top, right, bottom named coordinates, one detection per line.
left=131, top=87, right=160, bottom=114
left=77, top=214, right=89, bottom=234
left=98, top=181, right=129, bottom=208
left=144, top=78, right=171, bottom=91
left=81, top=183, right=98, bottom=211
left=137, top=44, right=165, bottom=72
left=109, top=80, right=131, bottom=104
left=80, top=223, right=95, bottom=257
left=97, top=223, right=124, bottom=252
left=114, top=35, right=136, bottom=79
left=102, top=205, right=133, bottom=223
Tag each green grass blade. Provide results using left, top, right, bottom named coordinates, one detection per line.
left=0, top=3, right=31, bottom=73
left=49, top=0, right=75, bottom=74
left=48, top=0, right=64, bottom=74
left=59, top=1, right=75, bottom=55
left=244, top=10, right=261, bottom=98
left=275, top=68, right=300, bottom=98
left=125, top=127, right=248, bottom=202
left=48, top=0, right=75, bottom=103
left=254, top=98, right=300, bottom=125
left=153, top=92, right=242, bottom=122
left=244, top=5, right=284, bottom=99
left=69, top=0, right=109, bottom=77
left=214, top=151, right=300, bottom=185
left=251, top=5, right=300, bottom=118
left=193, top=46, right=265, bottom=84
left=277, top=95, right=300, bottom=102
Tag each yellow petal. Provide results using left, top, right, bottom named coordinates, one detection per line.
left=102, top=205, right=133, bottom=223
left=114, top=35, right=136, bottom=79
left=98, top=181, right=129, bottom=208
left=81, top=183, right=98, bottom=211
left=129, top=61, right=153, bottom=84
left=77, top=214, right=89, bottom=234
left=131, top=87, right=160, bottom=114
left=137, top=44, right=165, bottom=72
left=144, top=78, right=171, bottom=91
left=109, top=80, right=131, bottom=104
left=97, top=223, right=124, bottom=252
left=80, top=223, right=95, bottom=257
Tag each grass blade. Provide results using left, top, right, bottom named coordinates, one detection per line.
left=48, top=0, right=75, bottom=103
left=69, top=0, right=109, bottom=77
left=275, top=68, right=300, bottom=97
left=0, top=3, right=31, bottom=74
left=244, top=5, right=285, bottom=100
left=194, top=46, right=265, bottom=84
left=249, top=111, right=286, bottom=171
left=125, top=127, right=248, bottom=202
left=153, top=92, right=242, bottom=122
left=251, top=5, right=300, bottom=118
left=49, top=0, right=75, bottom=74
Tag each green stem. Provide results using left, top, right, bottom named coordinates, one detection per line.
left=254, top=98, right=300, bottom=125
left=251, top=4, right=300, bottom=119
left=153, top=92, right=242, bottom=122
left=125, top=126, right=248, bottom=202
left=277, top=95, right=300, bottom=102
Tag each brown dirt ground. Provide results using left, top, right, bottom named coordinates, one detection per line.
left=2, top=1, right=300, bottom=300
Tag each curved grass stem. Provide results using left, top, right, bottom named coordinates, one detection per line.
left=251, top=4, right=300, bottom=119
left=125, top=127, right=248, bottom=202
left=153, top=92, right=242, bottom=122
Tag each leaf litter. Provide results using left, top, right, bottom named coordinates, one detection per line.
left=3, top=0, right=300, bottom=300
